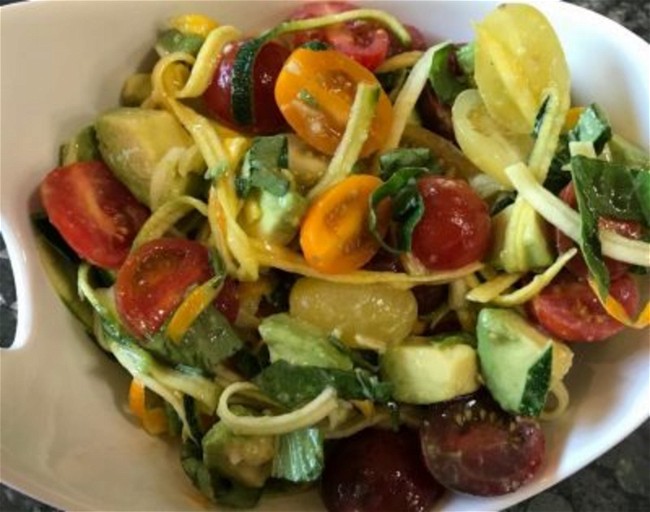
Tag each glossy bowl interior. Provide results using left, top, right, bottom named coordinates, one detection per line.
left=1, top=1, right=648, bottom=511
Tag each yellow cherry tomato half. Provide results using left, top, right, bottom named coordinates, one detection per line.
left=275, top=48, right=393, bottom=157
left=300, top=174, right=390, bottom=274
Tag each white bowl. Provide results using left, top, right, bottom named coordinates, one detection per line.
left=1, top=1, right=648, bottom=511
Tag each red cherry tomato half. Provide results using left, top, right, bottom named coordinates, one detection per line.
left=321, top=428, right=445, bottom=512
left=115, top=238, right=213, bottom=339
left=287, top=1, right=390, bottom=70
left=214, top=277, right=240, bottom=325
left=203, top=40, right=290, bottom=134
left=411, top=176, right=491, bottom=271
left=40, top=161, right=150, bottom=270
left=529, top=272, right=639, bottom=342
left=556, top=182, right=642, bottom=280
left=420, top=389, right=545, bottom=497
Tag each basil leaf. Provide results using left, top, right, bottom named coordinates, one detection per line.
left=428, top=43, right=472, bottom=105
left=569, top=104, right=612, bottom=154
left=253, top=360, right=393, bottom=408
left=543, top=133, right=572, bottom=194
left=570, top=156, right=611, bottom=297
left=378, top=147, right=437, bottom=181
left=369, top=167, right=426, bottom=254
left=147, top=307, right=244, bottom=375
left=455, top=42, right=475, bottom=82
left=237, top=135, right=290, bottom=198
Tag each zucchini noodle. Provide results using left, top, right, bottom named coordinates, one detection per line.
left=505, top=162, right=650, bottom=266
left=466, top=248, right=578, bottom=306
left=528, top=89, right=569, bottom=182
left=268, top=9, right=411, bottom=47
left=540, top=381, right=570, bottom=421
left=308, top=83, right=380, bottom=200
left=217, top=382, right=339, bottom=436
left=250, top=239, right=483, bottom=289
left=383, top=42, right=449, bottom=151
left=131, top=195, right=208, bottom=250
left=375, top=51, right=424, bottom=74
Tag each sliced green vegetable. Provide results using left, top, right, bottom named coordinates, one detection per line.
left=259, top=313, right=354, bottom=371
left=181, top=439, right=264, bottom=509
left=253, top=360, right=393, bottom=408
left=231, top=38, right=265, bottom=127
left=58, top=126, right=100, bottom=166
left=568, top=104, right=611, bottom=154
left=272, top=428, right=324, bottom=483
left=156, top=28, right=205, bottom=56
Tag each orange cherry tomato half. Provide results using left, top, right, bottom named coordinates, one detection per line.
left=274, top=47, right=392, bottom=157
left=300, top=174, right=390, bottom=274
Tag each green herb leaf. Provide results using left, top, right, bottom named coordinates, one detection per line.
left=568, top=104, right=612, bottom=154
left=253, top=360, right=393, bottom=408
left=378, top=147, right=437, bottom=181
left=428, top=43, right=473, bottom=105
left=369, top=166, right=426, bottom=254
left=272, top=428, right=324, bottom=482
left=237, top=135, right=290, bottom=198
left=147, top=306, right=244, bottom=375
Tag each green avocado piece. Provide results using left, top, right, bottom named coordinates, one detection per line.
left=120, top=73, right=153, bottom=107
left=202, top=421, right=275, bottom=488
left=59, top=125, right=100, bottom=166
left=477, top=308, right=553, bottom=417
left=95, top=108, right=195, bottom=206
left=258, top=313, right=353, bottom=371
left=240, top=188, right=307, bottom=245
left=381, top=336, right=480, bottom=404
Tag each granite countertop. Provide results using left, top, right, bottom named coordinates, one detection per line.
left=1, top=0, right=648, bottom=511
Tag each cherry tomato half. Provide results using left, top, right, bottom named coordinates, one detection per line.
left=300, top=174, right=390, bottom=274
left=40, top=161, right=150, bottom=270
left=411, top=176, right=491, bottom=271
left=529, top=272, right=639, bottom=342
left=420, top=389, right=545, bottom=496
left=115, top=238, right=213, bottom=339
left=287, top=1, right=390, bottom=71
left=556, top=182, right=642, bottom=280
left=321, top=428, right=446, bottom=512
left=203, top=39, right=290, bottom=135
left=275, top=47, right=393, bottom=157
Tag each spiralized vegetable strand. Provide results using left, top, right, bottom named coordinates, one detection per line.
left=505, top=162, right=650, bottom=266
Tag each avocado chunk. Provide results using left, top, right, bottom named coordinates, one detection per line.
left=202, top=421, right=275, bottom=488
left=120, top=73, right=153, bottom=107
left=59, top=125, right=100, bottom=166
left=95, top=108, right=197, bottom=206
left=240, top=188, right=307, bottom=245
left=381, top=335, right=480, bottom=404
left=258, top=313, right=353, bottom=371
left=477, top=308, right=554, bottom=417
left=489, top=200, right=554, bottom=272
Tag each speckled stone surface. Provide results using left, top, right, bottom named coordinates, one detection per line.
left=1, top=1, right=648, bottom=511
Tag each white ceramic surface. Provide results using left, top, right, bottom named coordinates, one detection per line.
left=1, top=1, right=648, bottom=511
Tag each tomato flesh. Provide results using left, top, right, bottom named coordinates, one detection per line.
left=529, top=272, right=639, bottom=342
left=321, top=428, right=445, bottom=512
left=287, top=1, right=390, bottom=71
left=275, top=47, right=393, bottom=157
left=420, top=389, right=545, bottom=496
left=203, top=40, right=290, bottom=135
left=411, top=176, right=491, bottom=270
left=40, top=161, right=150, bottom=269
left=214, top=277, right=240, bottom=325
left=115, top=238, right=213, bottom=339
left=555, top=182, right=642, bottom=280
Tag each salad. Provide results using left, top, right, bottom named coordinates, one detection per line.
left=32, top=2, right=649, bottom=511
